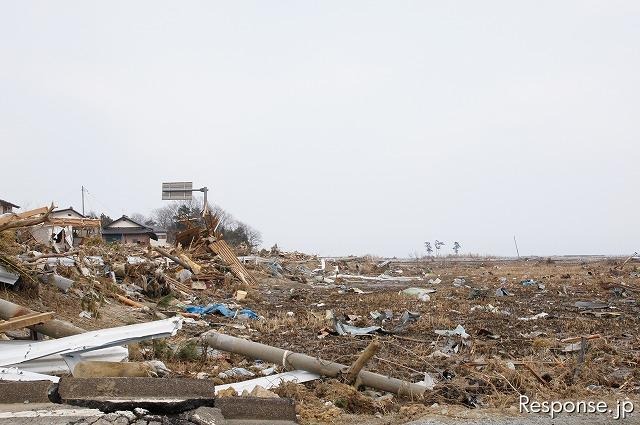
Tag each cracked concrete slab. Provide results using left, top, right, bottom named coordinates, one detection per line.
left=58, top=377, right=215, bottom=413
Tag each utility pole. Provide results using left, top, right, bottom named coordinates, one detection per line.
left=81, top=186, right=85, bottom=216
left=513, top=235, right=520, bottom=258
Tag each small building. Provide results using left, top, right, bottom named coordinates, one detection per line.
left=0, top=199, right=19, bottom=215
left=102, top=215, right=158, bottom=245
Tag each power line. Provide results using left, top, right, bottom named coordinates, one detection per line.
left=83, top=188, right=115, bottom=217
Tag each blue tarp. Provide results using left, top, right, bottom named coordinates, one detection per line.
left=184, top=303, right=259, bottom=320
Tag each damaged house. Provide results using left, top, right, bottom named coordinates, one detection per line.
left=29, top=206, right=101, bottom=250
left=0, top=199, right=19, bottom=215
left=49, top=207, right=101, bottom=242
left=102, top=215, right=158, bottom=245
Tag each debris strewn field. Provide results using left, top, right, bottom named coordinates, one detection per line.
left=1, top=207, right=638, bottom=424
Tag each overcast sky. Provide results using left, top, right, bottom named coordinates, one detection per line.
left=1, top=1, right=639, bottom=257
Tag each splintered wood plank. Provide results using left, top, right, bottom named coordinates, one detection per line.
left=0, top=206, right=50, bottom=226
left=0, top=312, right=54, bottom=332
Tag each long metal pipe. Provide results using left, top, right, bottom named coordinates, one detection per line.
left=204, top=332, right=427, bottom=397
left=0, top=298, right=85, bottom=338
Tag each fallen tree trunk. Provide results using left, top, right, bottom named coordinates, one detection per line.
left=203, top=332, right=427, bottom=397
left=0, top=298, right=85, bottom=338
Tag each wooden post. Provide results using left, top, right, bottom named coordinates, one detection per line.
left=344, top=339, right=381, bottom=386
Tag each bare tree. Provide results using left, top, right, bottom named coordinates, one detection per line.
left=434, top=240, right=445, bottom=256
left=424, top=241, right=433, bottom=257
left=453, top=241, right=461, bottom=255
left=240, top=223, right=263, bottom=248
left=130, top=212, right=148, bottom=225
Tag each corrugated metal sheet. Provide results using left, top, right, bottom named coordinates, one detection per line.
left=0, top=265, right=19, bottom=285
left=0, top=317, right=183, bottom=368
left=209, top=240, right=257, bottom=285
left=1, top=343, right=127, bottom=375
left=215, top=370, right=320, bottom=395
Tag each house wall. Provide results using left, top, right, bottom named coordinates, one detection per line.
left=103, top=234, right=123, bottom=243
left=29, top=224, right=74, bottom=250
left=30, top=225, right=53, bottom=245
left=123, top=234, right=150, bottom=245
left=1, top=205, right=13, bottom=214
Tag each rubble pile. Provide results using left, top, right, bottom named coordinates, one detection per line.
left=0, top=207, right=258, bottom=317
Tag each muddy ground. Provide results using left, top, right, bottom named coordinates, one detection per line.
left=3, top=256, right=639, bottom=424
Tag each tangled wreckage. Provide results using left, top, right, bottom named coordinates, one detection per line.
left=0, top=205, right=639, bottom=424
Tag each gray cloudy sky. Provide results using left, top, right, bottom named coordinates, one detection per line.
left=1, top=1, right=639, bottom=257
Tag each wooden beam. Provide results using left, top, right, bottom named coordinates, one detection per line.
left=560, top=334, right=601, bottom=344
left=46, top=217, right=102, bottom=228
left=0, top=312, right=54, bottom=332
left=0, top=206, right=50, bottom=226
left=115, top=294, right=145, bottom=309
left=153, top=247, right=193, bottom=272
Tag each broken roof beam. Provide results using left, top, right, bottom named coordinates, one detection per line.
left=22, top=250, right=79, bottom=264
left=45, top=217, right=102, bottom=228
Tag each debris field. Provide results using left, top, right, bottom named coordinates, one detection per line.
left=0, top=206, right=639, bottom=424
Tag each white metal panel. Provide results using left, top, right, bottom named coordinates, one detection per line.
left=0, top=317, right=183, bottom=367
left=0, top=367, right=60, bottom=383
left=0, top=343, right=128, bottom=375
left=214, top=370, right=320, bottom=395
left=0, top=265, right=19, bottom=285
